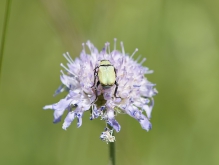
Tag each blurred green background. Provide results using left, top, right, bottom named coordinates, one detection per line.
left=0, top=0, right=219, bottom=165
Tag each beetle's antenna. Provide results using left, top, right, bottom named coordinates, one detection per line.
left=114, top=38, right=117, bottom=51
left=120, top=41, right=125, bottom=56
left=131, top=48, right=138, bottom=58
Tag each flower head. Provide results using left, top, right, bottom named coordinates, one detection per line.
left=43, top=39, right=158, bottom=143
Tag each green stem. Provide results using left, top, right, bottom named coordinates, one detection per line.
left=108, top=124, right=116, bottom=165
left=0, top=0, right=12, bottom=82
left=109, top=139, right=115, bottom=165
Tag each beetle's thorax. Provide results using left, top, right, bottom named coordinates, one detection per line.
left=100, top=60, right=112, bottom=66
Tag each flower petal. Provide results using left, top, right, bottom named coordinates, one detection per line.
left=76, top=111, right=83, bottom=128
left=125, top=105, right=151, bottom=131
left=107, top=110, right=121, bottom=132
left=90, top=105, right=100, bottom=120
left=107, top=118, right=121, bottom=132
left=143, top=98, right=154, bottom=119
left=53, top=84, right=65, bottom=96
left=62, top=111, right=76, bottom=130
left=44, top=95, right=72, bottom=123
left=139, top=115, right=152, bottom=131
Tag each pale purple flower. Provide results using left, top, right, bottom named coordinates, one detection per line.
left=43, top=39, right=158, bottom=143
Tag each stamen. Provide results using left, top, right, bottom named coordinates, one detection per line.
left=114, top=38, right=117, bottom=51
left=145, top=70, right=154, bottom=74
left=140, top=58, right=146, bottom=65
left=120, top=42, right=125, bottom=55
left=86, top=40, right=93, bottom=55
left=60, top=70, right=65, bottom=75
left=105, top=42, right=110, bottom=54
left=60, top=63, right=77, bottom=77
left=82, top=43, right=86, bottom=54
left=63, top=52, right=73, bottom=64
left=131, top=48, right=138, bottom=58
left=66, top=52, right=74, bottom=63
left=104, top=43, right=108, bottom=55
left=136, top=55, right=142, bottom=62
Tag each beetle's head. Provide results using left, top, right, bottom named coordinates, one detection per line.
left=100, top=60, right=111, bottom=66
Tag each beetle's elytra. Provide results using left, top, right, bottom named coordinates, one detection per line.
left=98, top=60, right=116, bottom=87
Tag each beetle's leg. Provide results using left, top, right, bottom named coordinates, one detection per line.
left=114, top=81, right=121, bottom=98
left=113, top=68, right=121, bottom=98
left=114, top=68, right=117, bottom=76
left=90, top=104, right=94, bottom=120
left=90, top=105, right=93, bottom=120
left=91, top=67, right=98, bottom=88
left=91, top=81, right=100, bottom=104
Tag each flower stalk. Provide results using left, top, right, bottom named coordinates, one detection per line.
left=108, top=124, right=116, bottom=165
left=0, top=0, right=12, bottom=83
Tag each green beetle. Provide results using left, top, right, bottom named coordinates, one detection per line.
left=91, top=60, right=120, bottom=102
